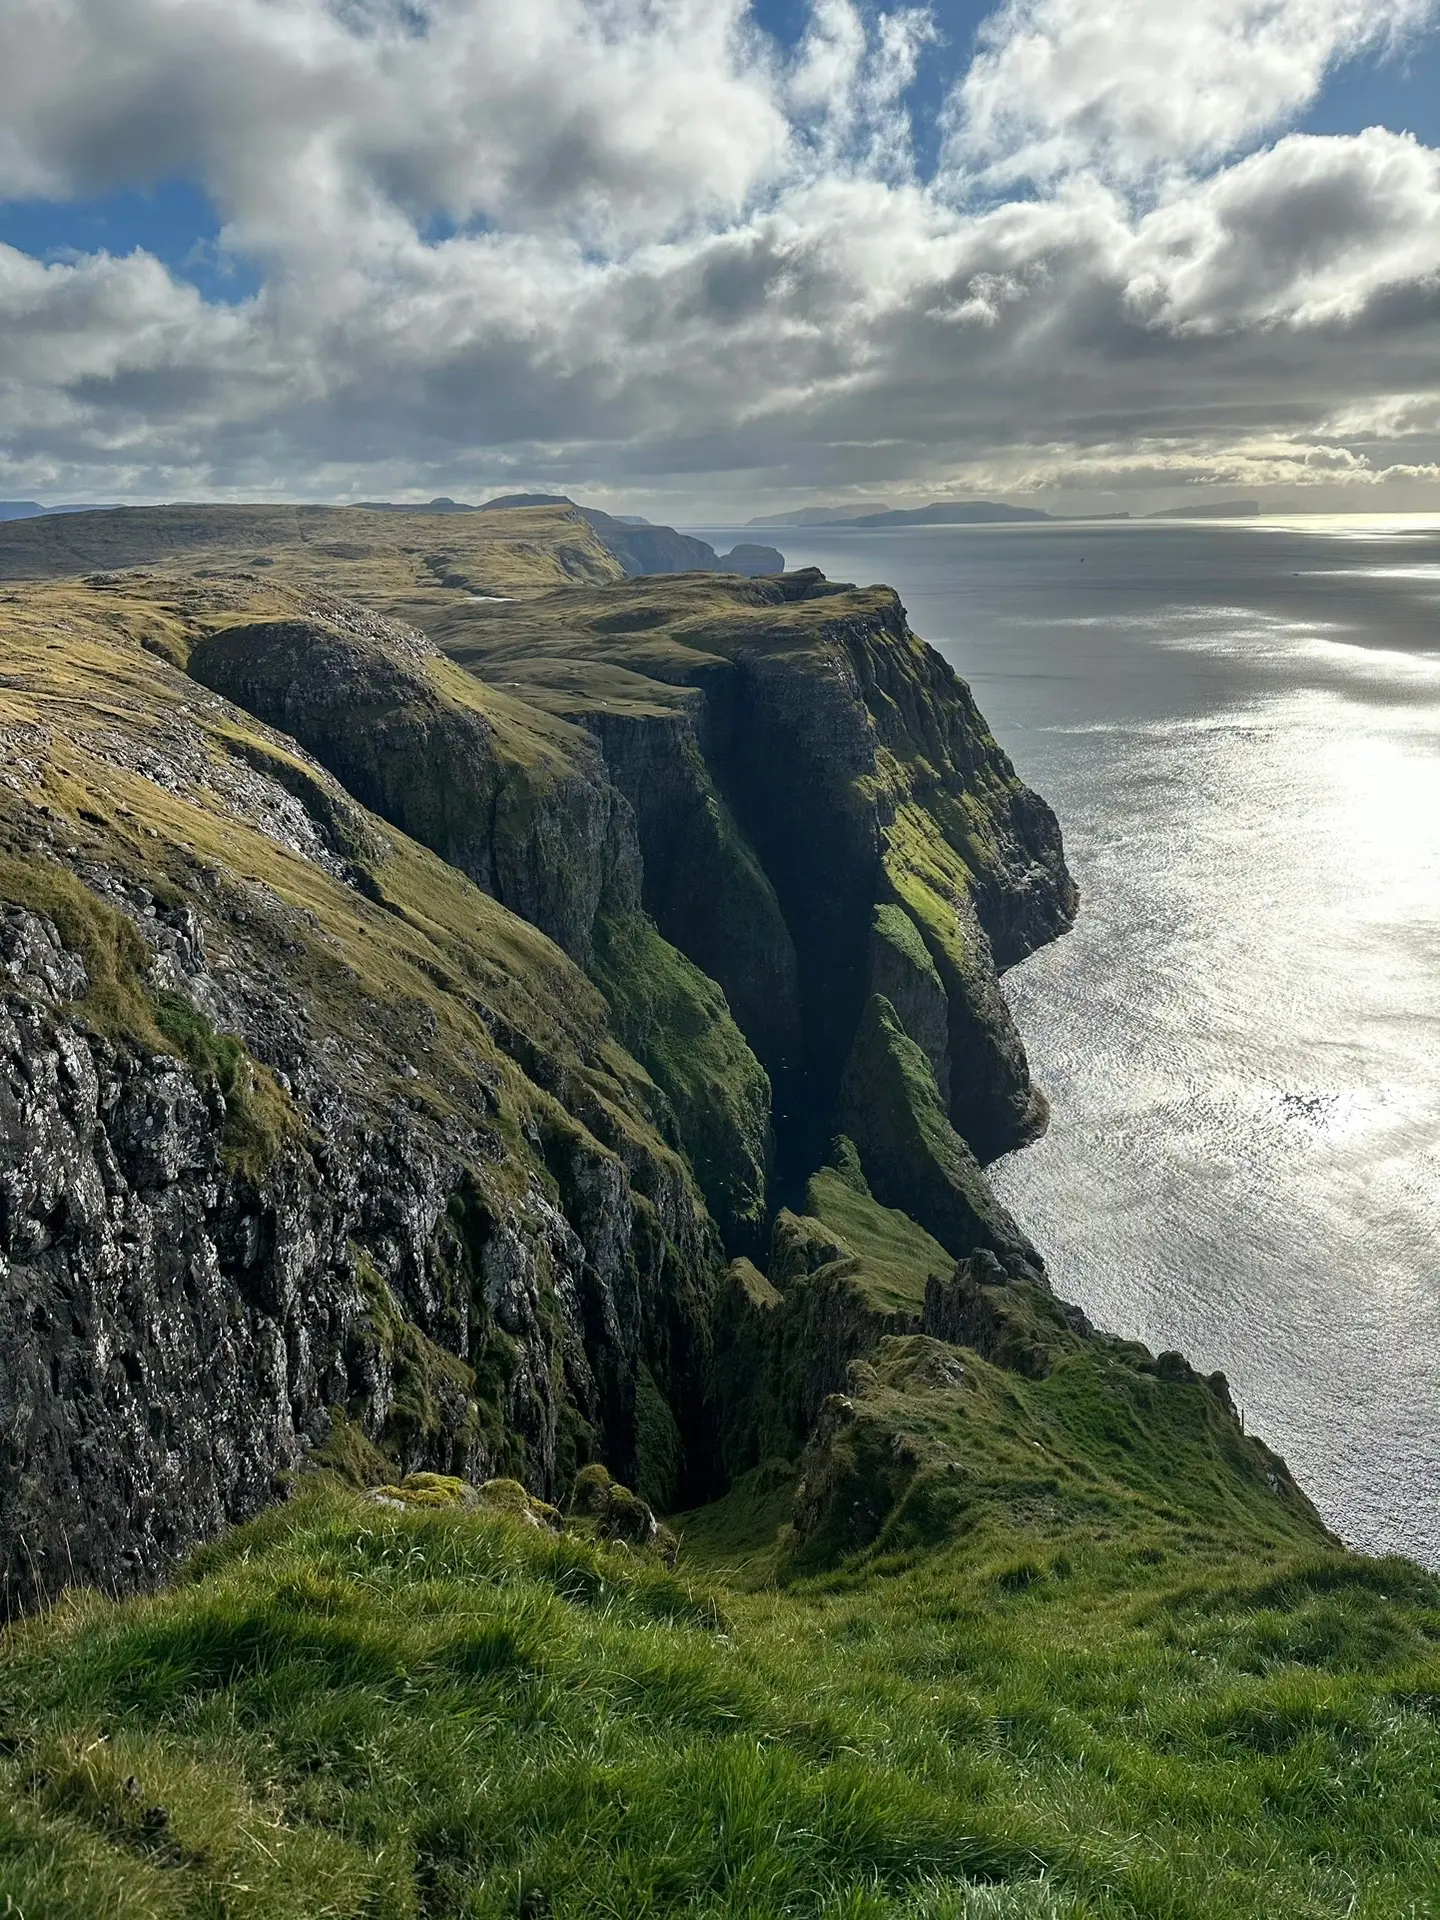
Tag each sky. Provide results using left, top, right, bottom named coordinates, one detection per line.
left=0, top=0, right=1437, bottom=519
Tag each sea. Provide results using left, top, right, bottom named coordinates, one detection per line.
left=696, top=516, right=1440, bottom=1565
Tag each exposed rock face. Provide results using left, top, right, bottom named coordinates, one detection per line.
left=575, top=509, right=724, bottom=577
left=187, top=608, right=772, bottom=1252
left=716, top=544, right=785, bottom=577
left=0, top=887, right=722, bottom=1611
left=575, top=703, right=803, bottom=1080
left=575, top=508, right=786, bottom=580
left=188, top=612, right=640, bottom=971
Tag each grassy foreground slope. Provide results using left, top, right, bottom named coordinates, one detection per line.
left=2, top=1476, right=1439, bottom=1919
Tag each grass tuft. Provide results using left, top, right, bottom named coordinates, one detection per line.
left=1, top=1484, right=1438, bottom=1916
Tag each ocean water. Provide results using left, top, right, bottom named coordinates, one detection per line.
left=698, top=517, right=1440, bottom=1563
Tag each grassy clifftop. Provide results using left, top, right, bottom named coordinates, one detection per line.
left=0, top=501, right=623, bottom=609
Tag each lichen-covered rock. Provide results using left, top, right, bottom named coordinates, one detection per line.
left=0, top=896, right=652, bottom=1606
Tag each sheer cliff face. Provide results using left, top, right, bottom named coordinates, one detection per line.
left=0, top=546, right=1075, bottom=1605
left=432, top=568, right=1077, bottom=1177
left=187, top=612, right=643, bottom=972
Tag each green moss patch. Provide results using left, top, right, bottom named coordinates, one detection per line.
left=153, top=989, right=295, bottom=1182
left=0, top=852, right=160, bottom=1045
left=839, top=995, right=1035, bottom=1271
left=804, top=1165, right=953, bottom=1315
left=591, top=912, right=771, bottom=1249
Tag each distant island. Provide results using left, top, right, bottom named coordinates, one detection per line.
left=749, top=499, right=1053, bottom=528
left=0, top=500, right=111, bottom=522
left=750, top=497, right=1271, bottom=528
left=1146, top=499, right=1261, bottom=518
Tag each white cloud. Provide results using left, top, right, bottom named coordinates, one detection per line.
left=0, top=0, right=1434, bottom=511
left=945, top=0, right=1436, bottom=185
left=0, top=0, right=791, bottom=250
left=1124, top=129, right=1440, bottom=330
left=789, top=0, right=937, bottom=178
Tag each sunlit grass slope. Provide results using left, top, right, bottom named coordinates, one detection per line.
left=0, top=502, right=622, bottom=611
left=2, top=1481, right=1438, bottom=1918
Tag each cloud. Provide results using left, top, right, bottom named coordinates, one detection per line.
left=1125, top=129, right=1440, bottom=329
left=0, top=0, right=1435, bottom=511
left=0, top=0, right=791, bottom=249
left=945, top=0, right=1436, bottom=186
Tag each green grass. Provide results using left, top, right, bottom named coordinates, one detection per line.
left=2, top=1482, right=1439, bottom=1918
left=153, top=990, right=295, bottom=1182
left=804, top=1161, right=952, bottom=1314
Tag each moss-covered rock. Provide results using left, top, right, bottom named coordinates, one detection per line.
left=922, top=1249, right=1093, bottom=1378
left=866, top=903, right=951, bottom=1106
left=838, top=995, right=1041, bottom=1277
left=565, top=1464, right=676, bottom=1565
left=707, top=1170, right=954, bottom=1479
left=880, top=805, right=1046, bottom=1158
left=475, top=1477, right=564, bottom=1528
left=589, top=913, right=770, bottom=1253
left=788, top=1329, right=1326, bottom=1570
left=768, top=1208, right=857, bottom=1289
left=581, top=705, right=803, bottom=1079
left=372, top=1471, right=473, bottom=1510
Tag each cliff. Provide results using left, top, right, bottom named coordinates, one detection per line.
left=431, top=566, right=1076, bottom=1177
left=0, top=513, right=1401, bottom=1920
left=575, top=507, right=784, bottom=579
left=0, top=510, right=1325, bottom=1648
left=0, top=570, right=756, bottom=1605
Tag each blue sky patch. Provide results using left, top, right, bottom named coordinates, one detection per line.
left=0, top=179, right=259, bottom=304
